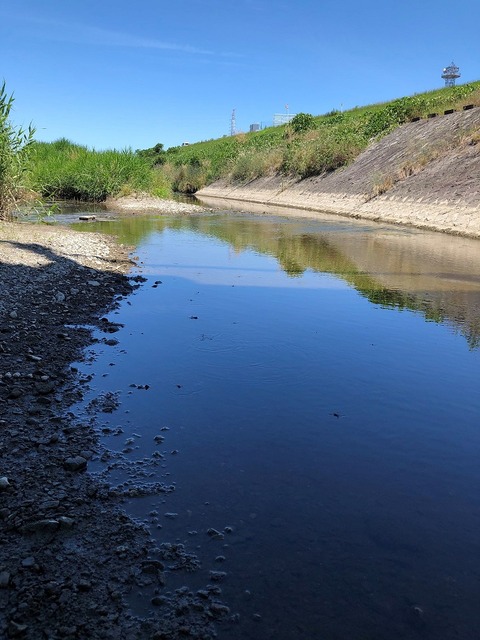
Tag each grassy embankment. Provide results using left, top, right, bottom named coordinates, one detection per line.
left=20, top=81, right=480, bottom=207
left=159, top=82, right=480, bottom=193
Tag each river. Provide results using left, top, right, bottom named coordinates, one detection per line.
left=71, top=204, right=480, bottom=640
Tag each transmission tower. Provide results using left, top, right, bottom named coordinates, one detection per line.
left=230, top=109, right=237, bottom=136
left=441, top=62, right=461, bottom=87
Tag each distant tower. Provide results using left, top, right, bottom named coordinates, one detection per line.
left=230, top=109, right=237, bottom=136
left=441, top=62, right=461, bottom=87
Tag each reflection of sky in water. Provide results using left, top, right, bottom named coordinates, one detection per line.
left=138, top=229, right=351, bottom=289
left=74, top=212, right=480, bottom=640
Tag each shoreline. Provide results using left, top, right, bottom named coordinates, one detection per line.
left=0, top=221, right=228, bottom=639
left=196, top=185, right=480, bottom=239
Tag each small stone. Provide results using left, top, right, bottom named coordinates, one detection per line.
left=8, top=387, right=23, bottom=399
left=22, top=556, right=36, bottom=568
left=58, top=516, right=75, bottom=528
left=0, top=571, right=10, bottom=588
left=164, top=512, right=178, bottom=519
left=23, top=519, right=60, bottom=533
left=207, top=528, right=224, bottom=539
left=9, top=311, right=18, bottom=319
left=210, top=602, right=230, bottom=616
left=34, top=380, right=55, bottom=395
left=209, top=571, right=227, bottom=582
left=8, top=621, right=28, bottom=636
left=63, top=456, right=87, bottom=472
left=55, top=292, right=66, bottom=303
left=77, top=580, right=92, bottom=592
left=0, top=477, right=10, bottom=491
left=87, top=280, right=100, bottom=287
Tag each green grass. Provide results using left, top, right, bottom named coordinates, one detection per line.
left=29, top=138, right=171, bottom=202
left=158, top=81, right=480, bottom=190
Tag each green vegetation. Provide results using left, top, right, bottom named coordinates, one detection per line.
left=159, top=82, right=480, bottom=190
left=14, top=80, right=480, bottom=208
left=0, top=82, right=35, bottom=219
left=29, top=139, right=171, bottom=201
left=136, top=142, right=166, bottom=165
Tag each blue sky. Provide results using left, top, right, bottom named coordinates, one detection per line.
left=2, top=0, right=479, bottom=150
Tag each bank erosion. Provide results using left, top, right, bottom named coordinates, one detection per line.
left=198, top=106, right=480, bottom=238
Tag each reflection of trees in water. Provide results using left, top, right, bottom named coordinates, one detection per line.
left=79, top=213, right=480, bottom=349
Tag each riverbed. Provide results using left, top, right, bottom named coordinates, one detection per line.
left=73, top=205, right=480, bottom=640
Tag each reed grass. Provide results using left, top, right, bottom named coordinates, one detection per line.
left=29, top=139, right=169, bottom=201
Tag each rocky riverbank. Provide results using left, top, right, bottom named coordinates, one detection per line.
left=197, top=107, right=480, bottom=238
left=0, top=221, right=229, bottom=639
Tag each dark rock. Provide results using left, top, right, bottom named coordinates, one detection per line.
left=63, top=456, right=88, bottom=472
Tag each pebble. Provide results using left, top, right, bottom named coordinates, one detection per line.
left=209, top=602, right=230, bottom=616
left=8, top=621, right=28, bottom=636
left=23, top=519, right=60, bottom=533
left=207, top=528, right=224, bottom=539
left=209, top=571, right=227, bottom=582
left=0, top=571, right=10, bottom=588
left=22, top=556, right=36, bottom=568
left=63, top=456, right=88, bottom=472
left=0, top=477, right=10, bottom=491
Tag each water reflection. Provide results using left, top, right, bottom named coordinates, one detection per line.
left=76, top=209, right=480, bottom=348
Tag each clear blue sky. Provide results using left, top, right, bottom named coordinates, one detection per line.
left=2, top=0, right=478, bottom=150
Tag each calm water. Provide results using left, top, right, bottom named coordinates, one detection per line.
left=73, top=208, right=480, bottom=640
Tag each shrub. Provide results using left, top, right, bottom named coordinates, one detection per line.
left=289, top=113, right=317, bottom=134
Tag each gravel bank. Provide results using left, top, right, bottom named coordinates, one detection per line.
left=106, top=195, right=207, bottom=215
left=0, top=222, right=229, bottom=639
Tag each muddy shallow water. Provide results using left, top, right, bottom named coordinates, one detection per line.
left=71, top=208, right=480, bottom=639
